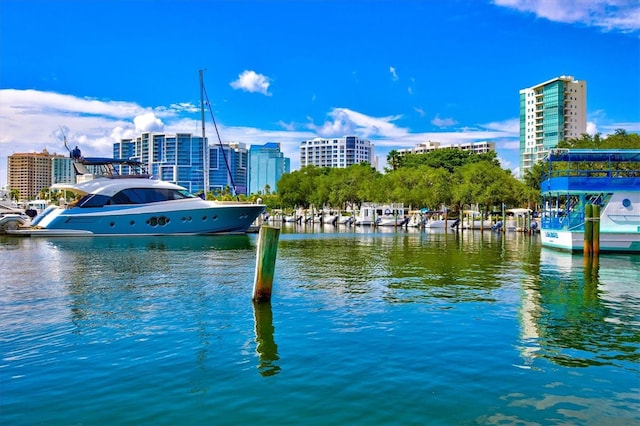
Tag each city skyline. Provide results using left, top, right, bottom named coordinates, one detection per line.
left=1, top=0, right=639, bottom=187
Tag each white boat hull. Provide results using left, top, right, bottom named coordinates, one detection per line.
left=541, top=229, right=640, bottom=252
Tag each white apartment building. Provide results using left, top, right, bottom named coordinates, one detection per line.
left=300, top=136, right=376, bottom=168
left=397, top=140, right=496, bottom=156
left=519, top=75, right=587, bottom=175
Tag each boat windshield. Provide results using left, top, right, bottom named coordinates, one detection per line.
left=77, top=188, right=196, bottom=208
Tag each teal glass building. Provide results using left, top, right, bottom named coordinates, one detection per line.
left=248, top=142, right=290, bottom=195
left=519, top=76, right=586, bottom=176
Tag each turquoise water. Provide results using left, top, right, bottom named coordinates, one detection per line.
left=1, top=227, right=639, bottom=425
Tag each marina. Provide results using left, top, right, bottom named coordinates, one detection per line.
left=1, top=228, right=638, bottom=425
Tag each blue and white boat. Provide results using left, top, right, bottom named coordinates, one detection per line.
left=539, top=149, right=640, bottom=252
left=7, top=158, right=265, bottom=237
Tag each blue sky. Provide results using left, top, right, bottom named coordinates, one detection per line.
left=1, top=0, right=639, bottom=187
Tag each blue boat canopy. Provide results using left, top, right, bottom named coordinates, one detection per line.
left=544, top=149, right=640, bottom=163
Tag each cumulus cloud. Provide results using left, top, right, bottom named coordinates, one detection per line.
left=493, top=0, right=640, bottom=33
left=134, top=112, right=165, bottom=133
left=230, top=70, right=272, bottom=96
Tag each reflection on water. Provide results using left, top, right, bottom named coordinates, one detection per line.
left=253, top=302, right=280, bottom=376
left=1, top=230, right=638, bottom=425
left=519, top=249, right=640, bottom=369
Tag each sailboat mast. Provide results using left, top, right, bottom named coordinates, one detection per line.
left=200, top=69, right=209, bottom=195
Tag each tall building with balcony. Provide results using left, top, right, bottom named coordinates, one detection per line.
left=519, top=76, right=586, bottom=175
left=7, top=149, right=68, bottom=200
left=397, top=140, right=496, bottom=156
left=248, top=142, right=290, bottom=195
left=300, top=136, right=375, bottom=169
left=115, top=132, right=250, bottom=195
left=209, top=142, right=250, bottom=196
left=114, top=132, right=207, bottom=193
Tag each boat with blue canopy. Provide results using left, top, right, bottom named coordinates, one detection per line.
left=539, top=149, right=640, bottom=252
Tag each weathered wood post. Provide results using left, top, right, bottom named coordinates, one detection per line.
left=583, top=203, right=593, bottom=256
left=592, top=204, right=600, bottom=255
left=501, top=204, right=506, bottom=234
left=253, top=226, right=281, bottom=303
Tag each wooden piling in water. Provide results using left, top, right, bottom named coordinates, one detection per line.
left=253, top=226, right=281, bottom=303
left=583, top=204, right=593, bottom=255
left=592, top=204, right=600, bottom=255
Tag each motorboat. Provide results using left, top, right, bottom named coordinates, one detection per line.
left=7, top=157, right=265, bottom=237
left=461, top=210, right=493, bottom=230
left=505, top=208, right=538, bottom=232
left=0, top=201, right=31, bottom=234
left=539, top=149, right=640, bottom=252
left=355, top=203, right=408, bottom=226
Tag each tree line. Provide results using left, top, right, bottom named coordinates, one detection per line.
left=250, top=130, right=639, bottom=215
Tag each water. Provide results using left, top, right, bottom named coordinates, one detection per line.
left=1, top=227, right=639, bottom=425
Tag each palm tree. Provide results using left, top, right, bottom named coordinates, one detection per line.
left=386, top=150, right=401, bottom=171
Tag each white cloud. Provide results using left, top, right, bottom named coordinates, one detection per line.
left=493, top=0, right=640, bottom=33
left=134, top=112, right=165, bottom=133
left=389, top=66, right=398, bottom=81
left=309, top=108, right=407, bottom=139
left=230, top=70, right=272, bottom=96
left=431, top=115, right=458, bottom=127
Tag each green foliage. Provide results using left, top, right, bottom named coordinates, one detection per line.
left=274, top=154, right=526, bottom=213
left=399, top=149, right=500, bottom=173
left=558, top=129, right=640, bottom=149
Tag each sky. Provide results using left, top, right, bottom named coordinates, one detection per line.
left=1, top=0, right=639, bottom=188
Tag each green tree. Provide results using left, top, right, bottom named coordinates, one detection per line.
left=386, top=149, right=402, bottom=172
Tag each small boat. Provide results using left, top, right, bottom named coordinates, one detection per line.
left=539, top=149, right=640, bottom=252
left=505, top=208, right=538, bottom=232
left=7, top=157, right=265, bottom=237
left=461, top=210, right=493, bottom=230
left=355, top=203, right=408, bottom=226
left=0, top=201, right=31, bottom=233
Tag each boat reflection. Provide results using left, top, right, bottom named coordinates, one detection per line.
left=45, top=234, right=254, bottom=252
left=518, top=249, right=640, bottom=368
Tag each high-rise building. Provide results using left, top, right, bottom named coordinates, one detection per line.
left=51, top=156, right=74, bottom=185
left=300, top=136, right=375, bottom=169
left=248, top=142, right=290, bottom=195
left=115, top=132, right=207, bottom=193
left=115, top=132, right=250, bottom=195
left=519, top=76, right=586, bottom=175
left=209, top=142, right=249, bottom=196
left=7, top=149, right=67, bottom=200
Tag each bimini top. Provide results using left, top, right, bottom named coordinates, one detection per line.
left=541, top=149, right=640, bottom=193
left=544, top=149, right=640, bottom=163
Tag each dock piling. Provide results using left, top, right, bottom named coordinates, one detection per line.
left=592, top=204, right=600, bottom=255
left=583, top=204, right=593, bottom=255
left=253, top=226, right=281, bottom=303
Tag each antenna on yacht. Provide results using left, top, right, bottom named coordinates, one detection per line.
left=200, top=70, right=209, bottom=196
left=59, top=126, right=70, bottom=154
left=199, top=70, right=238, bottom=198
